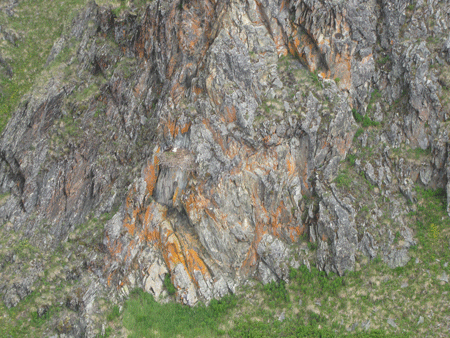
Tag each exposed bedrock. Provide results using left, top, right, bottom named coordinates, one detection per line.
left=0, top=1, right=449, bottom=335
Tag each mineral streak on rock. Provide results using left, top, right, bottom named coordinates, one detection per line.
left=0, top=0, right=450, bottom=335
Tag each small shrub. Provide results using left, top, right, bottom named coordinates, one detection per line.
left=353, top=108, right=379, bottom=127
left=362, top=114, right=380, bottom=127
left=352, top=109, right=363, bottom=123
left=367, top=89, right=382, bottom=111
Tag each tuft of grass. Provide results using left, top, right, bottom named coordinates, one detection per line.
left=347, top=153, right=357, bottom=165
left=407, top=3, right=415, bottom=11
left=310, top=71, right=321, bottom=88
left=163, top=274, right=176, bottom=295
left=377, top=55, right=390, bottom=65
left=334, top=169, right=352, bottom=188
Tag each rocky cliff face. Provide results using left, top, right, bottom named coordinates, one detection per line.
left=0, top=0, right=450, bottom=336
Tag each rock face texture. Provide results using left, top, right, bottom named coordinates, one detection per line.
left=0, top=0, right=450, bottom=336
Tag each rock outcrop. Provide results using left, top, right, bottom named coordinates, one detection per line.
left=0, top=0, right=449, bottom=336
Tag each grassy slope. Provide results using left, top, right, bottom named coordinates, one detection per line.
left=0, top=0, right=142, bottom=132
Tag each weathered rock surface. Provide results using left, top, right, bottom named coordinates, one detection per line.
left=0, top=0, right=450, bottom=336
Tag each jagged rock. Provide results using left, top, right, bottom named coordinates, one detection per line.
left=358, top=232, right=378, bottom=260
left=443, top=35, right=450, bottom=63
left=383, top=248, right=410, bottom=269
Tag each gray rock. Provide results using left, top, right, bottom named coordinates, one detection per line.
left=346, top=322, right=359, bottom=332
left=387, top=318, right=397, bottom=328
left=361, top=319, right=371, bottom=331
left=418, top=316, right=424, bottom=325
left=278, top=310, right=285, bottom=322
left=439, top=272, right=449, bottom=283
left=383, top=248, right=411, bottom=269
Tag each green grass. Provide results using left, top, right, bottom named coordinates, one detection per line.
left=0, top=290, right=63, bottom=338
left=377, top=55, right=390, bottom=66
left=263, top=280, right=290, bottom=307
left=334, top=169, right=352, bottom=188
left=410, top=187, right=450, bottom=264
left=310, top=71, right=321, bottom=88
left=367, top=89, right=382, bottom=112
left=122, top=289, right=236, bottom=338
left=107, top=305, right=121, bottom=322
left=347, top=154, right=357, bottom=165
left=352, top=109, right=379, bottom=128
left=163, top=274, right=176, bottom=296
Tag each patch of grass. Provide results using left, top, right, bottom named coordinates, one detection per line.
left=354, top=127, right=364, bottom=141
left=334, top=169, right=352, bottom=188
left=347, top=153, right=357, bottom=165
left=106, top=305, right=120, bottom=322
left=411, top=187, right=449, bottom=264
left=163, top=274, right=176, bottom=295
left=122, top=289, right=236, bottom=338
left=14, top=239, right=39, bottom=260
left=263, top=280, right=290, bottom=307
left=362, top=115, right=380, bottom=128
left=377, top=55, right=390, bottom=65
left=0, top=192, right=10, bottom=206
left=426, top=36, right=440, bottom=44
left=310, top=71, right=321, bottom=88
left=353, top=109, right=379, bottom=128
left=290, top=265, right=344, bottom=296
left=406, top=147, right=431, bottom=160
left=367, top=89, right=382, bottom=112
left=352, top=109, right=363, bottom=123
